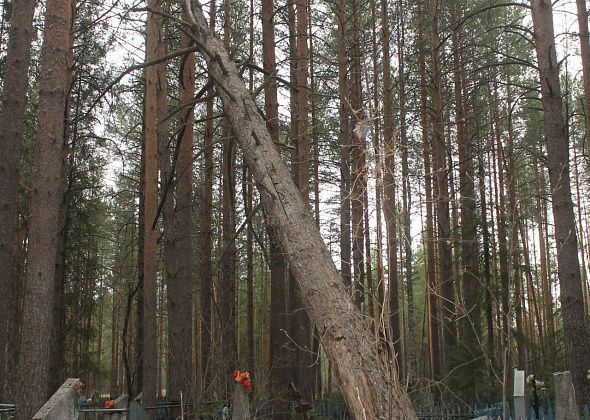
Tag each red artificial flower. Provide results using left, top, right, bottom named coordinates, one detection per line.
left=241, top=379, right=253, bottom=393
left=104, top=400, right=115, bottom=408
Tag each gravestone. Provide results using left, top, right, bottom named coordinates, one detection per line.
left=514, top=369, right=526, bottom=420
left=32, top=378, right=80, bottom=420
left=555, top=371, right=579, bottom=420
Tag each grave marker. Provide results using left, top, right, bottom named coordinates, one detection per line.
left=514, top=369, right=526, bottom=420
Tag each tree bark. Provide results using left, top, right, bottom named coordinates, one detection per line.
left=336, top=0, right=352, bottom=290
left=381, top=0, right=402, bottom=368
left=291, top=0, right=314, bottom=399
left=350, top=0, right=366, bottom=313
left=397, top=0, right=414, bottom=380
left=369, top=0, right=384, bottom=331
left=575, top=0, right=590, bottom=161
left=0, top=0, right=36, bottom=396
left=530, top=0, right=590, bottom=403
left=14, top=0, right=73, bottom=417
left=262, top=0, right=292, bottom=413
left=142, top=0, right=160, bottom=407
left=417, top=0, right=441, bottom=385
left=184, top=2, right=417, bottom=417
left=430, top=0, right=455, bottom=360
left=199, top=0, right=216, bottom=395
left=451, top=5, right=481, bottom=353
left=161, top=5, right=195, bottom=400
left=220, top=0, right=237, bottom=380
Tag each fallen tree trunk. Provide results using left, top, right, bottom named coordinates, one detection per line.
left=183, top=2, right=416, bottom=418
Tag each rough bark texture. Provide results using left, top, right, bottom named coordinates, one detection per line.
left=14, top=0, right=73, bottom=417
left=199, top=0, right=216, bottom=394
left=142, top=0, right=160, bottom=407
left=184, top=1, right=417, bottom=417
left=0, top=0, right=36, bottom=396
left=350, top=0, right=366, bottom=313
left=220, top=0, right=238, bottom=378
left=369, top=0, right=385, bottom=330
left=430, top=0, right=455, bottom=360
left=451, top=5, right=482, bottom=384
left=291, top=0, right=314, bottom=399
left=492, top=80, right=511, bottom=358
left=49, top=15, right=75, bottom=394
left=418, top=0, right=441, bottom=383
left=167, top=14, right=195, bottom=401
left=397, top=0, right=414, bottom=379
left=530, top=0, right=590, bottom=403
left=576, top=0, right=590, bottom=161
left=262, top=0, right=292, bottom=414
left=381, top=0, right=402, bottom=365
left=337, top=0, right=352, bottom=289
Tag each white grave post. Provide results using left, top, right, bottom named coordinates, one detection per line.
left=513, top=369, right=526, bottom=420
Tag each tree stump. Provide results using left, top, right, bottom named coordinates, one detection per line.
left=555, top=371, right=579, bottom=420
left=232, top=384, right=251, bottom=420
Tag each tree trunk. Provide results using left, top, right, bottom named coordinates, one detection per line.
left=381, top=0, right=402, bottom=369
left=141, top=0, right=160, bottom=407
left=451, top=5, right=481, bottom=362
left=14, top=0, right=73, bottom=417
left=220, top=0, right=237, bottom=381
left=430, top=0, right=455, bottom=361
left=575, top=0, right=590, bottom=161
left=530, top=0, right=590, bottom=402
left=291, top=0, right=314, bottom=399
left=48, top=10, right=76, bottom=394
left=155, top=4, right=173, bottom=398
left=337, top=0, right=352, bottom=290
left=417, top=0, right=441, bottom=385
left=246, top=0, right=255, bottom=379
left=397, top=0, right=414, bottom=380
left=183, top=2, right=417, bottom=417
left=350, top=0, right=366, bottom=313
left=262, top=0, right=292, bottom=413
left=199, top=0, right=216, bottom=395
left=492, top=79, right=511, bottom=363
left=162, top=5, right=195, bottom=400
left=369, top=0, right=384, bottom=331
left=0, top=0, right=36, bottom=396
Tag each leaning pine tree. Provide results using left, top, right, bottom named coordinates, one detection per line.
left=183, top=1, right=417, bottom=418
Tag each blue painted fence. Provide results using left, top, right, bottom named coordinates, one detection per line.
left=418, top=402, right=590, bottom=419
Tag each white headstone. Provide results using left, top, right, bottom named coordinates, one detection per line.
left=514, top=369, right=526, bottom=420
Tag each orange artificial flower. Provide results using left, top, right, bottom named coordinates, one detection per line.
left=232, top=369, right=250, bottom=383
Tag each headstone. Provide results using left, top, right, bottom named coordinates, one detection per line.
left=514, top=369, right=526, bottom=420
left=232, top=384, right=251, bottom=420
left=555, top=371, right=580, bottom=420
left=32, top=378, right=80, bottom=420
